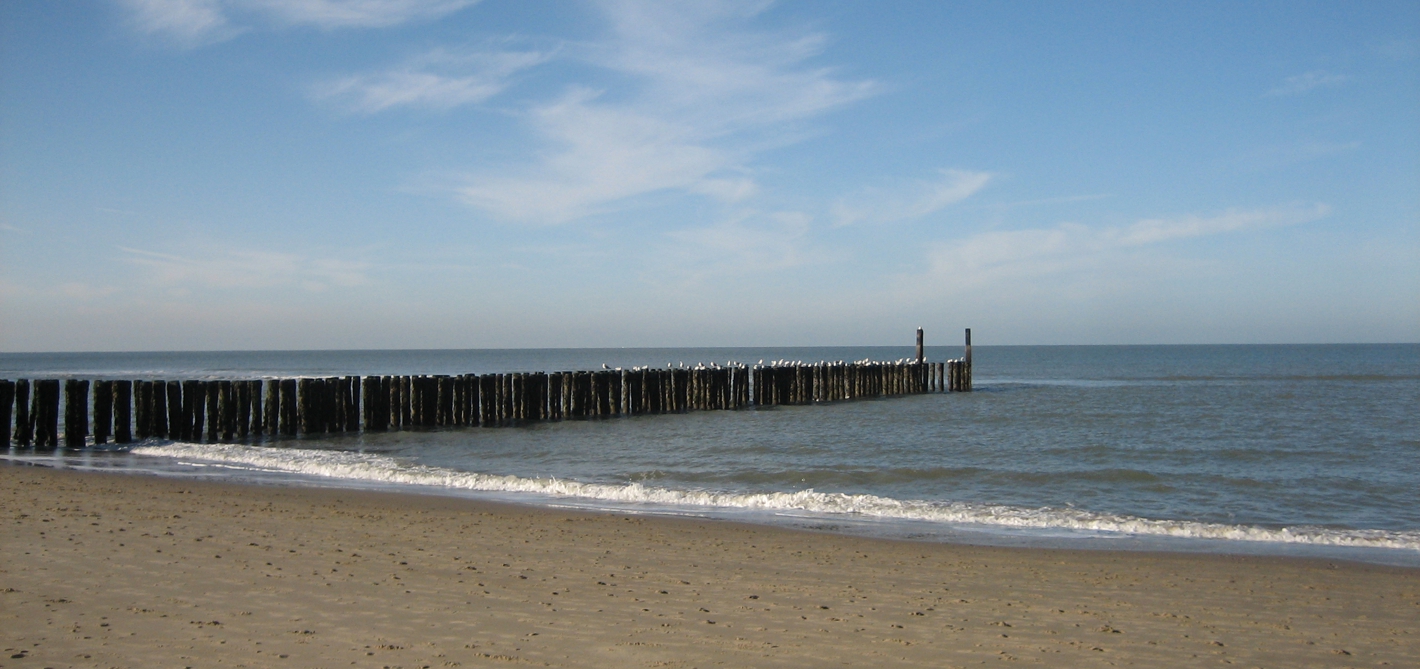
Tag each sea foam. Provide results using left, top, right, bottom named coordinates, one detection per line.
left=131, top=442, right=1420, bottom=552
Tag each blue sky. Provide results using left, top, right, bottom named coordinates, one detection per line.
left=1, top=1, right=1416, bottom=351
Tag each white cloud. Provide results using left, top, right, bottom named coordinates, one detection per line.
left=456, top=88, right=737, bottom=222
left=451, top=0, right=876, bottom=224
left=831, top=169, right=992, bottom=227
left=116, top=0, right=477, bottom=45
left=314, top=48, right=551, bottom=113
left=1113, top=204, right=1329, bottom=246
left=121, top=246, right=371, bottom=292
left=118, top=0, right=240, bottom=46
left=1265, top=70, right=1348, bottom=97
left=242, top=0, right=478, bottom=28
left=923, top=203, right=1330, bottom=285
left=665, top=210, right=818, bottom=275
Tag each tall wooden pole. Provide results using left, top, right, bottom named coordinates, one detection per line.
left=964, top=328, right=973, bottom=392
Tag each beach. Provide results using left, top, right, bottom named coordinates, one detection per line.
left=2, top=464, right=1414, bottom=668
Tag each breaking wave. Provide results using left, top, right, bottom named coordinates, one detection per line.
left=131, top=442, right=1420, bottom=552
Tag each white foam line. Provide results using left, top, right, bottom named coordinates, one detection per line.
left=130, top=443, right=1420, bottom=552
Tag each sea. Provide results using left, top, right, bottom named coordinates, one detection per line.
left=3, top=344, right=1417, bottom=567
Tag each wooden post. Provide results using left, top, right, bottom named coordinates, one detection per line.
left=0, top=380, right=14, bottom=447
left=248, top=380, right=264, bottom=436
left=617, top=370, right=627, bottom=416
left=204, top=381, right=218, bottom=440
left=178, top=380, right=196, bottom=440
left=236, top=381, right=251, bottom=439
left=63, top=379, right=86, bottom=448
left=370, top=376, right=381, bottom=429
left=91, top=381, right=111, bottom=445
left=13, top=380, right=31, bottom=446
left=471, top=375, right=483, bottom=426
left=328, top=377, right=343, bottom=432
left=439, top=376, right=454, bottom=426
left=134, top=381, right=149, bottom=440
left=151, top=380, right=168, bottom=439
left=190, top=383, right=207, bottom=440
left=396, top=376, right=409, bottom=427
left=454, top=375, right=465, bottom=426
left=475, top=375, right=490, bottom=426
left=381, top=376, right=395, bottom=429
left=160, top=380, right=178, bottom=439
left=111, top=380, right=130, bottom=444
left=434, top=376, right=448, bottom=426
left=35, top=379, right=60, bottom=449
left=277, top=380, right=295, bottom=436
left=217, top=380, right=233, bottom=440
left=964, top=328, right=973, bottom=392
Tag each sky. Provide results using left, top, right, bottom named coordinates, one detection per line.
left=1, top=0, right=1417, bottom=351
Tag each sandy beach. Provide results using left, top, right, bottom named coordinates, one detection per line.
left=1, top=464, right=1415, bottom=668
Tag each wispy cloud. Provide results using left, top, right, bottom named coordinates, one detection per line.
left=923, top=203, right=1330, bottom=284
left=831, top=169, right=992, bottom=227
left=121, top=246, right=371, bottom=292
left=1265, top=70, right=1348, bottom=97
left=243, top=0, right=478, bottom=28
left=449, top=0, right=876, bottom=224
left=118, top=0, right=240, bottom=47
left=116, top=0, right=478, bottom=45
left=663, top=210, right=821, bottom=278
left=314, top=47, right=551, bottom=113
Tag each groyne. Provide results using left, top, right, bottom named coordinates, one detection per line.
left=1, top=330, right=972, bottom=449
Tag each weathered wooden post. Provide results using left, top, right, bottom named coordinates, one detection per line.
left=91, top=381, right=111, bottom=445
left=134, top=381, right=150, bottom=440
left=63, top=379, right=87, bottom=448
left=258, top=380, right=273, bottom=438
left=454, top=375, right=466, bottom=426
left=188, top=381, right=205, bottom=441
left=110, top=380, right=130, bottom=444
left=329, top=377, right=344, bottom=432
left=361, top=376, right=377, bottom=430
left=248, top=380, right=264, bottom=436
left=13, top=380, right=31, bottom=446
left=200, top=381, right=215, bottom=440
left=179, top=380, right=198, bottom=440
left=964, top=328, right=973, bottom=392
left=236, top=381, right=251, bottom=439
left=0, top=380, right=13, bottom=447
left=164, top=381, right=182, bottom=440
left=277, top=379, right=294, bottom=436
left=35, top=379, right=60, bottom=449
left=216, top=380, right=233, bottom=440
left=151, top=381, right=168, bottom=439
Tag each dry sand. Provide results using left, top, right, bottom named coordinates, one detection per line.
left=1, top=464, right=1416, bottom=668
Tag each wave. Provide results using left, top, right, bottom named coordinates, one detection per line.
left=130, top=442, right=1420, bottom=552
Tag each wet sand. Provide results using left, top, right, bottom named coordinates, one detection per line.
left=1, top=463, right=1415, bottom=668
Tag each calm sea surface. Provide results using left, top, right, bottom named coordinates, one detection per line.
left=3, top=345, right=1417, bottom=565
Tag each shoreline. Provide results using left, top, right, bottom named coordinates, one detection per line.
left=3, top=464, right=1416, bottom=667
left=7, top=448, right=1420, bottom=569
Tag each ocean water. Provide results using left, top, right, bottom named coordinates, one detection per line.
left=3, top=344, right=1418, bottom=566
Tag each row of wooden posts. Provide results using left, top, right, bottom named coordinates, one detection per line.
left=1, top=331, right=973, bottom=449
